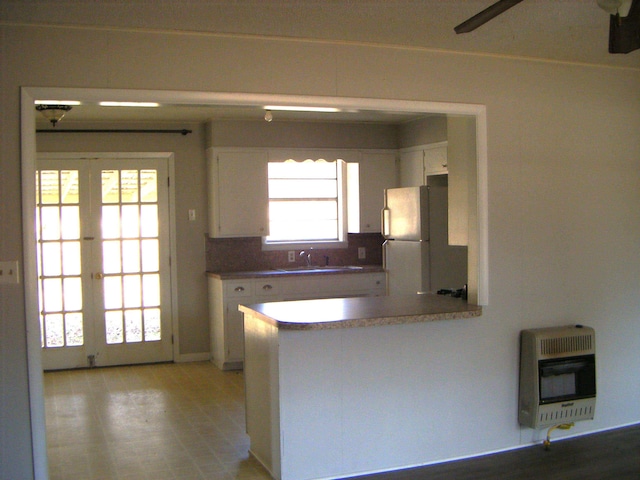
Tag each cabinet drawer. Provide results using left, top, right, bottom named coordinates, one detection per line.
left=254, top=279, right=281, bottom=298
left=224, top=281, right=254, bottom=298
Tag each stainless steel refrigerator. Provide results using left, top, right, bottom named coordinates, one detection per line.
left=382, top=178, right=467, bottom=295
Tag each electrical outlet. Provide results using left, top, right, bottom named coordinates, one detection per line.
left=288, top=251, right=296, bottom=262
left=0, top=261, right=20, bottom=285
left=188, top=209, right=196, bottom=221
left=358, top=247, right=366, bottom=260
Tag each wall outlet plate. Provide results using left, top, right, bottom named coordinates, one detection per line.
left=0, top=261, right=20, bottom=285
left=288, top=251, right=296, bottom=262
left=358, top=247, right=366, bottom=259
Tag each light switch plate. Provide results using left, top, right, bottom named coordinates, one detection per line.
left=0, top=261, right=20, bottom=285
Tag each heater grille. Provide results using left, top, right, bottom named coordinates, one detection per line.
left=540, top=334, right=593, bottom=356
left=538, top=403, right=595, bottom=425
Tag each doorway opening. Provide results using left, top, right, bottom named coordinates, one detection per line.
left=21, top=87, right=488, bottom=479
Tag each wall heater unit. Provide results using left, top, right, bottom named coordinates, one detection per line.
left=519, top=325, right=596, bottom=429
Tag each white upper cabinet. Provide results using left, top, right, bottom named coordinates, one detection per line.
left=351, top=150, right=398, bottom=233
left=399, top=142, right=448, bottom=186
left=208, top=148, right=269, bottom=238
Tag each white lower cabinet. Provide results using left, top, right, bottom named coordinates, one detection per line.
left=208, top=272, right=386, bottom=370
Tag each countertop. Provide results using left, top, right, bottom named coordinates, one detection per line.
left=239, top=294, right=482, bottom=330
left=206, top=265, right=385, bottom=280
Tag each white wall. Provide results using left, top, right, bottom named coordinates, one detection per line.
left=1, top=14, right=639, bottom=480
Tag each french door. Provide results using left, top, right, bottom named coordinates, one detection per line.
left=36, top=155, right=173, bottom=370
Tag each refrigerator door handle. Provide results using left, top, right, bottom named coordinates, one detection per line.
left=382, top=207, right=391, bottom=238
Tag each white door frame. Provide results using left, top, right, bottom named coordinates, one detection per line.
left=21, top=86, right=488, bottom=479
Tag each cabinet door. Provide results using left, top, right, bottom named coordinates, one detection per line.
left=209, top=149, right=269, bottom=237
left=356, top=151, right=398, bottom=233
left=225, top=300, right=245, bottom=361
left=399, top=149, right=424, bottom=187
left=423, top=144, right=448, bottom=177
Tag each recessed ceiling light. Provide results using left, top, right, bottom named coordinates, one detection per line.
left=264, top=105, right=340, bottom=113
left=35, top=100, right=81, bottom=106
left=99, top=101, right=160, bottom=107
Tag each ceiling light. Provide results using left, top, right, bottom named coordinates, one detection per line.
left=35, top=105, right=73, bottom=127
left=35, top=100, right=81, bottom=106
left=597, top=0, right=633, bottom=16
left=264, top=106, right=340, bottom=113
left=99, top=101, right=160, bottom=107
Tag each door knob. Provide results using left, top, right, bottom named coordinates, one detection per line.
left=94, top=272, right=104, bottom=280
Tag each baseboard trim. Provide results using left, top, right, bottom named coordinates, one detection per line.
left=176, top=352, right=211, bottom=363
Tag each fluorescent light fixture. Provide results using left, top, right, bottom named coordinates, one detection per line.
left=99, top=101, right=160, bottom=107
left=264, top=105, right=340, bottom=113
left=35, top=100, right=81, bottom=106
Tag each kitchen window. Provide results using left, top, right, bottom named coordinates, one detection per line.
left=264, top=158, right=347, bottom=249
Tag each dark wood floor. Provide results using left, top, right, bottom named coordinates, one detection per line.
left=350, top=424, right=640, bottom=480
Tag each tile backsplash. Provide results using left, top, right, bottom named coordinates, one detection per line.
left=206, top=233, right=384, bottom=273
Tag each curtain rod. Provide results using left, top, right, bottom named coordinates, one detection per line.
left=36, top=128, right=192, bottom=135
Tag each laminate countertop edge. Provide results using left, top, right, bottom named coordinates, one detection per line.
left=238, top=294, right=482, bottom=331
left=206, top=265, right=385, bottom=280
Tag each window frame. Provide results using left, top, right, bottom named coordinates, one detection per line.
left=262, top=154, right=349, bottom=251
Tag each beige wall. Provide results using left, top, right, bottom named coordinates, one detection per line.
left=1, top=15, right=639, bottom=480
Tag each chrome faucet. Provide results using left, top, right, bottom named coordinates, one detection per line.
left=300, top=250, right=312, bottom=266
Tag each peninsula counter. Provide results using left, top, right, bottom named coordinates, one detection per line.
left=240, top=294, right=481, bottom=480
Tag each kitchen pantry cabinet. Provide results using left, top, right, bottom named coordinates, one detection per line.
left=353, top=150, right=398, bottom=233
left=399, top=142, right=448, bottom=187
left=207, top=148, right=269, bottom=238
left=208, top=271, right=386, bottom=370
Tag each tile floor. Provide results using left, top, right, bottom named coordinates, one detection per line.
left=44, top=362, right=272, bottom=480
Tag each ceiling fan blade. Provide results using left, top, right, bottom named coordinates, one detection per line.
left=454, top=0, right=525, bottom=34
left=608, top=0, right=640, bottom=53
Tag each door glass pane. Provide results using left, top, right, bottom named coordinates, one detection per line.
left=140, top=170, right=157, bottom=202
left=60, top=205, right=80, bottom=239
left=144, top=308, right=161, bottom=341
left=105, top=311, right=124, bottom=344
left=141, top=240, right=159, bottom=272
left=102, top=170, right=120, bottom=203
left=122, top=240, right=141, bottom=273
left=60, top=170, right=80, bottom=204
left=42, top=242, right=62, bottom=276
left=65, top=313, right=84, bottom=346
left=121, top=205, right=140, bottom=238
left=39, top=170, right=60, bottom=204
left=123, top=274, right=142, bottom=308
left=140, top=205, right=158, bottom=237
left=121, top=170, right=139, bottom=203
left=102, top=241, right=122, bottom=274
left=62, top=241, right=81, bottom=275
left=103, top=276, right=123, bottom=309
left=142, top=274, right=160, bottom=306
left=63, top=277, right=83, bottom=311
left=40, top=206, right=61, bottom=240
left=44, top=314, right=64, bottom=347
left=102, top=205, right=121, bottom=238
left=125, top=309, right=143, bottom=342
left=43, top=278, right=63, bottom=312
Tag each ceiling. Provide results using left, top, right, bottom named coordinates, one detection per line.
left=20, top=0, right=638, bottom=127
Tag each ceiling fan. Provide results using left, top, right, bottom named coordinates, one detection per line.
left=454, top=0, right=640, bottom=54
